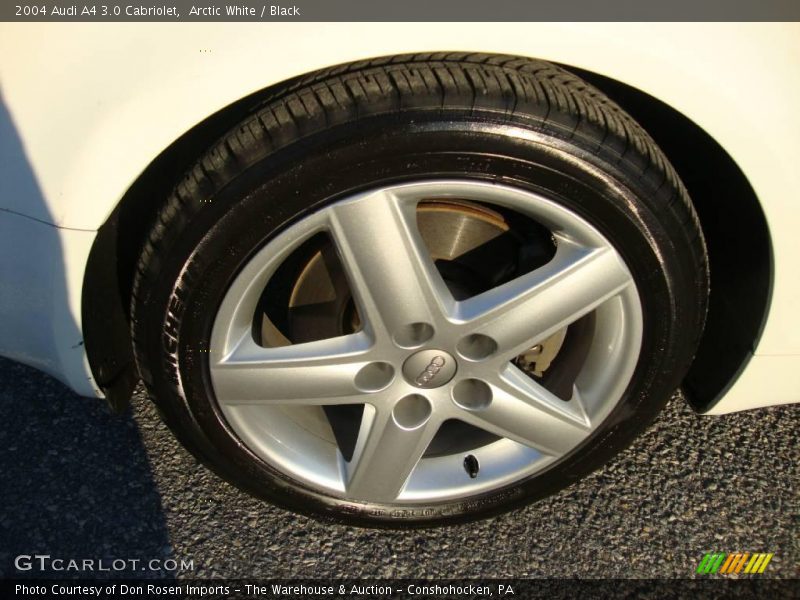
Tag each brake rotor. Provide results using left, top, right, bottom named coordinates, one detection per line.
left=286, top=200, right=511, bottom=333
left=277, top=199, right=568, bottom=379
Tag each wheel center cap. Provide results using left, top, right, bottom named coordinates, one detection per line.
left=402, top=349, right=457, bottom=389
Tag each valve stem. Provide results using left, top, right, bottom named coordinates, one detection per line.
left=464, top=454, right=480, bottom=478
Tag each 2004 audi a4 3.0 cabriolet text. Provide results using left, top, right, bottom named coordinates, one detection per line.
left=0, top=22, right=797, bottom=526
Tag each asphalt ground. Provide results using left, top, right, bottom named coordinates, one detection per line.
left=0, top=356, right=797, bottom=580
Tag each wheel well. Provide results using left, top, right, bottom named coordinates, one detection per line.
left=563, top=66, right=772, bottom=413
left=81, top=83, right=291, bottom=409
left=82, top=58, right=772, bottom=413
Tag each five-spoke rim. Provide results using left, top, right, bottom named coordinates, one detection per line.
left=209, top=180, right=643, bottom=504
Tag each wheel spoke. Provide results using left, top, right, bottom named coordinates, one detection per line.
left=458, top=239, right=633, bottom=358
left=326, top=189, right=452, bottom=341
left=211, top=333, right=374, bottom=406
left=345, top=405, right=440, bottom=502
left=458, top=365, right=591, bottom=456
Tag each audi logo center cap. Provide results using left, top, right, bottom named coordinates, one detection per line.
left=402, top=349, right=457, bottom=389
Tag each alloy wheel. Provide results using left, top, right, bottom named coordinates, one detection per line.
left=209, top=179, right=643, bottom=504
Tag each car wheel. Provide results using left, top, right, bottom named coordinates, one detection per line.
left=131, top=53, right=708, bottom=526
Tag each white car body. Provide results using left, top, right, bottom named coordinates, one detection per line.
left=0, top=22, right=798, bottom=414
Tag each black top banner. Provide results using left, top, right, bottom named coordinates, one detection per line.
left=3, top=0, right=800, bottom=22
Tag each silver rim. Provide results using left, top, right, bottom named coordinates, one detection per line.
left=209, top=180, right=643, bottom=504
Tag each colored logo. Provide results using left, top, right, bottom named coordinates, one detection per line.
left=696, top=552, right=774, bottom=575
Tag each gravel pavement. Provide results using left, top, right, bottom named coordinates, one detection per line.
left=0, top=356, right=797, bottom=579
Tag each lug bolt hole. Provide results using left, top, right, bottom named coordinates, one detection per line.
left=452, top=378, right=492, bottom=410
left=393, top=394, right=432, bottom=429
left=457, top=334, right=497, bottom=361
left=393, top=322, right=435, bottom=348
left=354, top=362, right=395, bottom=392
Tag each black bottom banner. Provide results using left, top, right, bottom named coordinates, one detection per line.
left=3, top=579, right=799, bottom=600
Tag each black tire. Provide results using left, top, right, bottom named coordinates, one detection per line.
left=131, top=53, right=708, bottom=527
